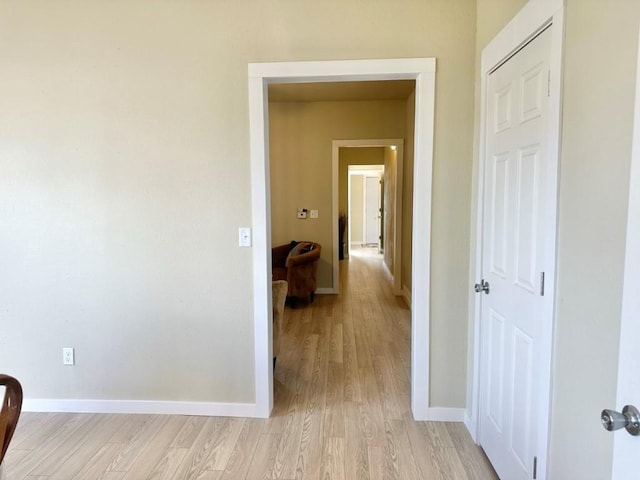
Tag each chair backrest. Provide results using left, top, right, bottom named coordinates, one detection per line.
left=0, top=374, right=23, bottom=466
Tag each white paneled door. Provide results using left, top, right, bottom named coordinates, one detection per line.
left=364, top=175, right=381, bottom=246
left=479, top=26, right=552, bottom=480
left=610, top=30, right=640, bottom=480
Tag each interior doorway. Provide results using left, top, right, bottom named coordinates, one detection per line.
left=248, top=58, right=436, bottom=420
left=348, top=164, right=384, bottom=254
left=335, top=141, right=403, bottom=296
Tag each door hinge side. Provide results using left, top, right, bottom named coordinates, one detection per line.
left=540, top=272, right=545, bottom=296
left=533, top=456, right=538, bottom=479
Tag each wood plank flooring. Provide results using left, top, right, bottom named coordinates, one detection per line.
left=2, top=247, right=497, bottom=479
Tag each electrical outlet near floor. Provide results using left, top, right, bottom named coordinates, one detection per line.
left=62, top=347, right=75, bottom=366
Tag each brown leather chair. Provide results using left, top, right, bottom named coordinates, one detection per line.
left=272, top=241, right=321, bottom=302
left=0, top=374, right=23, bottom=469
left=272, top=280, right=287, bottom=369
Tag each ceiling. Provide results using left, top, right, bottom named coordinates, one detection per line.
left=268, top=80, right=416, bottom=103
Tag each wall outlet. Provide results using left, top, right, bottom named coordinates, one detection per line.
left=297, top=208, right=308, bottom=219
left=62, top=347, right=75, bottom=366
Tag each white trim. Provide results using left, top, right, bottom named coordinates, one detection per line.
left=426, top=407, right=465, bottom=422
left=315, top=287, right=334, bottom=295
left=249, top=58, right=435, bottom=421
left=402, top=285, right=412, bottom=310
left=382, top=260, right=393, bottom=281
left=248, top=58, right=432, bottom=81
left=248, top=74, right=272, bottom=418
left=480, top=0, right=563, bottom=75
left=22, top=398, right=259, bottom=417
left=464, top=409, right=477, bottom=440
left=410, top=65, right=436, bottom=421
left=470, top=1, right=564, bottom=478
left=333, top=139, right=404, bottom=296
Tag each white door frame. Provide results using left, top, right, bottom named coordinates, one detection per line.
left=611, top=30, right=640, bottom=480
left=469, top=1, right=564, bottom=478
left=333, top=139, right=404, bottom=296
left=248, top=58, right=435, bottom=419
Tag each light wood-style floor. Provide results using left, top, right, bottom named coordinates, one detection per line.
left=3, top=247, right=497, bottom=479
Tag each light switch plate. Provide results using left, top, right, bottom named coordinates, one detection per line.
left=310, top=210, right=318, bottom=219
left=239, top=227, right=251, bottom=247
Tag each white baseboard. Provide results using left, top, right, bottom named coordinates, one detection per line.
left=382, top=261, right=394, bottom=283
left=411, top=406, right=465, bottom=422
left=315, top=287, right=335, bottom=295
left=426, top=407, right=465, bottom=422
left=22, top=398, right=463, bottom=424
left=22, top=398, right=261, bottom=417
left=402, top=285, right=412, bottom=307
left=464, top=410, right=478, bottom=442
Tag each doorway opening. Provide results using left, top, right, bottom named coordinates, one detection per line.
left=248, top=58, right=436, bottom=420
left=338, top=141, right=404, bottom=296
left=348, top=164, right=384, bottom=252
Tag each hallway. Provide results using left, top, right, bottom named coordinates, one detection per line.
left=271, top=247, right=498, bottom=479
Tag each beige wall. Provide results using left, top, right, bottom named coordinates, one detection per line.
left=350, top=175, right=364, bottom=244
left=468, top=0, right=529, bottom=439
left=473, top=1, right=640, bottom=478
left=422, top=32, right=477, bottom=404
left=269, top=102, right=404, bottom=288
left=0, top=0, right=476, bottom=410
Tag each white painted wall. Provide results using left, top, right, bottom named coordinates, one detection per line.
left=0, top=0, right=476, bottom=411
left=549, top=2, right=640, bottom=478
